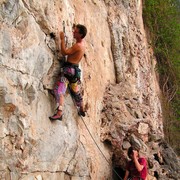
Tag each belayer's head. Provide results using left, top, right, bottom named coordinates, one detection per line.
left=73, top=24, right=87, bottom=39
left=127, top=146, right=140, bottom=159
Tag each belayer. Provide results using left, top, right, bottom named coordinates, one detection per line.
left=49, top=24, right=87, bottom=121
left=124, top=146, right=148, bottom=180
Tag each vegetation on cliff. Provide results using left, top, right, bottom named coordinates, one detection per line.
left=143, top=0, right=180, bottom=154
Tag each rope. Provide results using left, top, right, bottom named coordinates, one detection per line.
left=62, top=21, right=68, bottom=47
left=63, top=21, right=65, bottom=33
left=77, top=109, right=123, bottom=180
left=61, top=22, right=123, bottom=180
left=67, top=88, right=122, bottom=179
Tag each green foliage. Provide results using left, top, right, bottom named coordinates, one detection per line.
left=143, top=0, right=180, bottom=154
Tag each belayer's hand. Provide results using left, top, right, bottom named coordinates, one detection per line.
left=60, top=31, right=65, bottom=40
left=132, top=150, right=138, bottom=161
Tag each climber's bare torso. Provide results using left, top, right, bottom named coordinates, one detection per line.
left=60, top=28, right=85, bottom=64
left=66, top=42, right=85, bottom=64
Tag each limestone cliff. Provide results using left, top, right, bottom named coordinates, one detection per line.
left=0, top=0, right=179, bottom=180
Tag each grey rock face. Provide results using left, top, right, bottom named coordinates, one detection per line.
left=0, top=0, right=179, bottom=180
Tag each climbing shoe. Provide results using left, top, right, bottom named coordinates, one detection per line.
left=49, top=113, right=63, bottom=121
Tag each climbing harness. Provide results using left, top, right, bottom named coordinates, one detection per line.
left=62, top=22, right=123, bottom=180
left=63, top=62, right=81, bottom=83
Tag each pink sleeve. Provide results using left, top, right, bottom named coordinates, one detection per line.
left=139, top=158, right=147, bottom=167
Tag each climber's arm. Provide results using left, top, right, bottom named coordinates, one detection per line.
left=60, top=31, right=80, bottom=55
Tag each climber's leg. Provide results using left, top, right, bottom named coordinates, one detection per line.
left=69, top=80, right=85, bottom=117
left=49, top=77, right=68, bottom=121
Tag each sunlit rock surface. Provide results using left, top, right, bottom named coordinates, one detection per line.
left=0, top=0, right=179, bottom=179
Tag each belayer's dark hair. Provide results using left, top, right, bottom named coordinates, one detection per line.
left=76, top=24, right=87, bottom=39
left=127, top=146, right=139, bottom=158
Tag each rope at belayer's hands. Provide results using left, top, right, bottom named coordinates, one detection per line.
left=62, top=21, right=123, bottom=180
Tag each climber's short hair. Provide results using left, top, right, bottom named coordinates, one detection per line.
left=76, top=24, right=87, bottom=39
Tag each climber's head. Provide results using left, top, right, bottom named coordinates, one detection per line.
left=73, top=24, right=87, bottom=39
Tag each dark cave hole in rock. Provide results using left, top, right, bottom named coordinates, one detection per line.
left=112, top=154, right=125, bottom=179
left=154, top=153, right=159, bottom=161
left=112, top=167, right=125, bottom=180
left=154, top=153, right=163, bottom=165
left=103, top=139, right=112, bottom=149
left=154, top=171, right=159, bottom=179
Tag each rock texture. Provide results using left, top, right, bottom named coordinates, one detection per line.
left=0, top=0, right=179, bottom=180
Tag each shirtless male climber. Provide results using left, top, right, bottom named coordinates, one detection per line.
left=49, top=24, right=87, bottom=121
